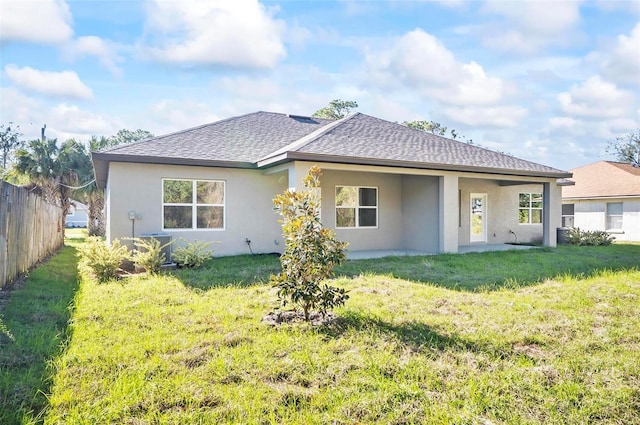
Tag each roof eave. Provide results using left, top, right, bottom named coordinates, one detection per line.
left=562, top=194, right=640, bottom=200
left=91, top=152, right=257, bottom=189
left=257, top=152, right=573, bottom=179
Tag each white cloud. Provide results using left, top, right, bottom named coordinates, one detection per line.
left=365, top=29, right=507, bottom=107
left=149, top=99, right=221, bottom=133
left=0, top=88, right=118, bottom=142
left=50, top=104, right=114, bottom=136
left=443, top=105, right=528, bottom=128
left=141, top=0, right=286, bottom=68
left=599, top=22, right=640, bottom=86
left=558, top=76, right=635, bottom=119
left=4, top=65, right=93, bottom=100
left=0, top=0, right=73, bottom=44
left=480, top=0, right=583, bottom=53
left=62, top=36, right=124, bottom=77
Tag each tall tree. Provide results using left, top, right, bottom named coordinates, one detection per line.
left=12, top=138, right=82, bottom=222
left=0, top=122, right=23, bottom=170
left=107, top=129, right=154, bottom=146
left=83, top=130, right=155, bottom=235
left=312, top=99, right=358, bottom=120
left=403, top=120, right=473, bottom=144
left=607, top=130, right=640, bottom=165
left=403, top=120, right=448, bottom=136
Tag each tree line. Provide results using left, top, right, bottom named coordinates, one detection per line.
left=0, top=126, right=153, bottom=236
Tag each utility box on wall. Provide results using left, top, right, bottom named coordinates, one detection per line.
left=140, top=233, right=172, bottom=263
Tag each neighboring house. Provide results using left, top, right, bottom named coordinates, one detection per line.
left=92, top=112, right=571, bottom=256
left=66, top=200, right=89, bottom=228
left=562, top=161, right=640, bottom=242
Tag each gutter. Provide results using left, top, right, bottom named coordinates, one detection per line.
left=257, top=151, right=573, bottom=180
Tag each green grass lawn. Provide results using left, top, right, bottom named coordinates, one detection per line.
left=0, top=238, right=81, bottom=425
left=2, top=241, right=640, bottom=424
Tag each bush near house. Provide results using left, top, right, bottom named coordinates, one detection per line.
left=78, top=237, right=129, bottom=282
left=566, top=227, right=614, bottom=246
left=173, top=240, right=215, bottom=268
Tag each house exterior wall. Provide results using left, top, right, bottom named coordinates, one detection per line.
left=318, top=169, right=405, bottom=251
left=401, top=175, right=440, bottom=253
left=65, top=204, right=89, bottom=227
left=564, top=198, right=640, bottom=242
left=107, top=162, right=287, bottom=255
left=458, top=179, right=549, bottom=245
left=105, top=160, right=564, bottom=256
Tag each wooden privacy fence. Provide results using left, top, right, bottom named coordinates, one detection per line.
left=0, top=181, right=64, bottom=289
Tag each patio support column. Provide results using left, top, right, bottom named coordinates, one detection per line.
left=542, top=181, right=558, bottom=247
left=439, top=175, right=459, bottom=253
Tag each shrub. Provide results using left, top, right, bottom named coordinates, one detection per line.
left=78, top=237, right=129, bottom=282
left=173, top=239, right=215, bottom=268
left=129, top=237, right=172, bottom=275
left=566, top=227, right=614, bottom=246
left=270, top=166, right=349, bottom=322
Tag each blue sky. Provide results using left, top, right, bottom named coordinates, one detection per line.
left=1, top=0, right=638, bottom=171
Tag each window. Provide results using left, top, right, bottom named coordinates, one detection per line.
left=163, top=179, right=224, bottom=230
left=562, top=204, right=574, bottom=228
left=519, top=193, right=542, bottom=224
left=335, top=186, right=377, bottom=228
left=606, top=202, right=623, bottom=230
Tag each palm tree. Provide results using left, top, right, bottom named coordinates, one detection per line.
left=13, top=138, right=83, bottom=219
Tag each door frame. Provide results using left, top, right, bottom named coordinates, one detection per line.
left=470, top=193, right=487, bottom=243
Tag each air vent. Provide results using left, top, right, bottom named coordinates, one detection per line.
left=287, top=114, right=318, bottom=123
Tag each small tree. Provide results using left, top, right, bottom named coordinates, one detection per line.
left=312, top=99, right=358, bottom=120
left=607, top=129, right=640, bottom=165
left=0, top=122, right=22, bottom=170
left=271, top=166, right=349, bottom=321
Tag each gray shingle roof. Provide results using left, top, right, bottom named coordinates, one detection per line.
left=98, top=111, right=333, bottom=163
left=294, top=113, right=566, bottom=175
left=93, top=111, right=570, bottom=189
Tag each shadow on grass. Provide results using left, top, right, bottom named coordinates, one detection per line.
left=174, top=244, right=640, bottom=293
left=336, top=244, right=640, bottom=291
left=175, top=254, right=281, bottom=291
left=0, top=242, right=81, bottom=425
left=320, top=310, right=486, bottom=354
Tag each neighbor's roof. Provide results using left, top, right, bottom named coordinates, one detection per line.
left=562, top=160, right=640, bottom=199
left=92, top=111, right=571, bottom=189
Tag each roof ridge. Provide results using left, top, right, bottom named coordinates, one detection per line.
left=96, top=111, right=268, bottom=153
left=257, top=113, right=358, bottom=162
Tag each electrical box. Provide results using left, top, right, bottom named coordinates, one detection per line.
left=139, top=233, right=172, bottom=263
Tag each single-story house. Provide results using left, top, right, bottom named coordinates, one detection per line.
left=562, top=161, right=640, bottom=242
left=92, top=112, right=571, bottom=256
left=65, top=200, right=89, bottom=228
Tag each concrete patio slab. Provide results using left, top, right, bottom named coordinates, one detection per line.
left=347, top=244, right=538, bottom=260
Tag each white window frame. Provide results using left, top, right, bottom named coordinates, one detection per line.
left=519, top=192, right=543, bottom=225
left=335, top=186, right=378, bottom=229
left=162, top=178, right=226, bottom=231
left=606, top=202, right=623, bottom=231
left=561, top=203, right=575, bottom=228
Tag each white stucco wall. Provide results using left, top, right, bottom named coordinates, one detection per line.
left=319, top=169, right=405, bottom=251
left=401, top=175, right=440, bottom=253
left=107, top=162, right=287, bottom=256
left=105, top=160, right=564, bottom=256
left=458, top=179, right=559, bottom=245
left=566, top=198, right=640, bottom=242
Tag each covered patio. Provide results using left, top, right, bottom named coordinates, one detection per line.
left=347, top=243, right=538, bottom=260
